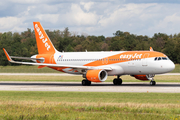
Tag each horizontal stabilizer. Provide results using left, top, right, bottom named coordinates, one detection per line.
left=11, top=56, right=44, bottom=61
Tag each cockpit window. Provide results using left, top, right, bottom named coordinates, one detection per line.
left=154, top=57, right=157, bottom=61
left=158, top=57, right=161, bottom=60
left=162, top=57, right=167, bottom=60
left=155, top=57, right=169, bottom=61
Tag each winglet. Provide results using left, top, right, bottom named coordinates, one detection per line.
left=150, top=47, right=154, bottom=51
left=3, top=48, right=13, bottom=61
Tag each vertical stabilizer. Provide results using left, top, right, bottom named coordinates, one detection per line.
left=33, top=22, right=57, bottom=54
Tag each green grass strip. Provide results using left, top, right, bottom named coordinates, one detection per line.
left=0, top=91, right=180, bottom=119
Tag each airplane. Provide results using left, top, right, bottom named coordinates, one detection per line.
left=3, top=22, right=175, bottom=86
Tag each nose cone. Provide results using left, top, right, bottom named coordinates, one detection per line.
left=165, top=61, right=175, bottom=72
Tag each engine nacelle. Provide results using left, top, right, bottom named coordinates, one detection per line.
left=85, top=69, right=107, bottom=82
left=132, top=74, right=154, bottom=81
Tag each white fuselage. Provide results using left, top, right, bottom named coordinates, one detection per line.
left=52, top=51, right=175, bottom=76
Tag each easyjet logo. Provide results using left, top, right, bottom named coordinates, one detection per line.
left=35, top=24, right=50, bottom=51
left=120, top=53, right=142, bottom=59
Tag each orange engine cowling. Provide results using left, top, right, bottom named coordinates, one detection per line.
left=133, top=75, right=149, bottom=81
left=86, top=69, right=107, bottom=82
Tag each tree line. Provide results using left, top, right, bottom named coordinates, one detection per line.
left=0, top=28, right=180, bottom=66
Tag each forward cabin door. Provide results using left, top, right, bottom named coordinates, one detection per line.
left=142, top=53, right=149, bottom=66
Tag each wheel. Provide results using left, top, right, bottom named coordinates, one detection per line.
left=150, top=81, right=156, bottom=86
left=117, top=78, right=122, bottom=85
left=87, top=80, right=91, bottom=86
left=82, top=79, right=91, bottom=86
left=152, top=81, right=156, bottom=85
left=113, top=79, right=118, bottom=85
left=82, top=80, right=86, bottom=86
left=113, top=78, right=122, bottom=85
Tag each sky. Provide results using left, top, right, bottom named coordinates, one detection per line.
left=0, top=0, right=180, bottom=37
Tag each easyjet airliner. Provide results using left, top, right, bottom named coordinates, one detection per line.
left=3, top=22, right=175, bottom=86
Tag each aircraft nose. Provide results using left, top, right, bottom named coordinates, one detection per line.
left=167, top=61, right=175, bottom=72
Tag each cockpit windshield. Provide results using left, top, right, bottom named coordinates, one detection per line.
left=154, top=57, right=169, bottom=61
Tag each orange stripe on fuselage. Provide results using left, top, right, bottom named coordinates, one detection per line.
left=84, top=51, right=166, bottom=67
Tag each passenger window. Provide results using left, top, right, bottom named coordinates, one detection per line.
left=154, top=57, right=157, bottom=61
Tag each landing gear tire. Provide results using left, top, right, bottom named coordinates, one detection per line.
left=82, top=79, right=91, bottom=86
left=113, top=78, right=122, bottom=85
left=150, top=81, right=156, bottom=86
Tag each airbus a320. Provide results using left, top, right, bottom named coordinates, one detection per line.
left=3, top=22, right=175, bottom=86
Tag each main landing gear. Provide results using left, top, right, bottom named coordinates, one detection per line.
left=82, top=79, right=91, bottom=86
left=113, top=75, right=122, bottom=85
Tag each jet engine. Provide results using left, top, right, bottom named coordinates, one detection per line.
left=84, top=69, right=108, bottom=82
left=132, top=74, right=155, bottom=81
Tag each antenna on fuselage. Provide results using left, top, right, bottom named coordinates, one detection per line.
left=150, top=47, right=154, bottom=51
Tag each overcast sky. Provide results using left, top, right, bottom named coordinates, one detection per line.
left=0, top=0, right=180, bottom=37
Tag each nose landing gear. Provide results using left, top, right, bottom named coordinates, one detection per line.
left=146, top=74, right=156, bottom=86
left=150, top=80, right=156, bottom=86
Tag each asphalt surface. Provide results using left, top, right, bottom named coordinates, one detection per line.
left=0, top=73, right=179, bottom=93
left=0, top=73, right=179, bottom=76
left=0, top=81, right=179, bottom=93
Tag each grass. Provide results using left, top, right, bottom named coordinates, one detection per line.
left=0, top=75, right=180, bottom=82
left=0, top=66, right=179, bottom=119
left=0, top=91, right=180, bottom=119
left=0, top=65, right=60, bottom=73
left=0, top=64, right=180, bottom=73
left=171, top=64, right=180, bottom=73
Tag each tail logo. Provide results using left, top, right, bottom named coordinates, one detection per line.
left=35, top=24, right=50, bottom=51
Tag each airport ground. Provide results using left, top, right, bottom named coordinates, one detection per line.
left=0, top=66, right=180, bottom=119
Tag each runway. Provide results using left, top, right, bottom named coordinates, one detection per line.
left=0, top=81, right=180, bottom=93
left=0, top=73, right=179, bottom=76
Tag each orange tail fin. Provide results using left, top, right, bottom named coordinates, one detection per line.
left=33, top=22, right=57, bottom=54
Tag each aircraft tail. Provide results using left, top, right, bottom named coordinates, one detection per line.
left=33, top=22, right=57, bottom=54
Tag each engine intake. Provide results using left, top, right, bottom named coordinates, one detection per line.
left=85, top=69, right=107, bottom=82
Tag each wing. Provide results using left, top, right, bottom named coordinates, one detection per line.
left=3, top=48, right=112, bottom=71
